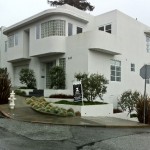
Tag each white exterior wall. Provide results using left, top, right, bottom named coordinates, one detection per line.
left=2, top=5, right=150, bottom=106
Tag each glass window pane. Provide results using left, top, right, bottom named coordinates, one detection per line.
left=116, top=71, right=121, bottom=76
left=68, top=23, right=73, bottom=36
left=106, top=24, right=111, bottom=30
left=116, top=77, right=121, bottom=81
left=111, top=66, right=115, bottom=70
left=111, top=71, right=115, bottom=76
left=116, top=66, right=121, bottom=71
left=77, top=27, right=82, bottom=34
left=99, top=26, right=104, bottom=31
left=111, top=76, right=115, bottom=81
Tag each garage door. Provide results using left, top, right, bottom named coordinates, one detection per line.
left=14, top=65, right=28, bottom=87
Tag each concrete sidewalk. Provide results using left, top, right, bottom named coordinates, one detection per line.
left=0, top=95, right=148, bottom=127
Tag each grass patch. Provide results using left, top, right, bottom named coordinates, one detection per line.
left=55, top=100, right=107, bottom=105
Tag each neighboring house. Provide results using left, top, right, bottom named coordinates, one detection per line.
left=0, top=26, right=8, bottom=68
left=2, top=4, right=150, bottom=105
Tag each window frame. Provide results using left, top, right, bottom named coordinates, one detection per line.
left=41, top=20, right=66, bottom=38
left=131, top=63, right=135, bottom=72
left=99, top=23, right=112, bottom=34
left=110, top=60, right=121, bottom=82
left=146, top=35, right=150, bottom=53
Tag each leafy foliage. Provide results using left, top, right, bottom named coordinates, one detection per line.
left=49, top=94, right=73, bottom=99
left=14, top=89, right=26, bottom=97
left=26, top=97, right=79, bottom=117
left=118, top=90, right=140, bottom=114
left=75, top=73, right=108, bottom=101
left=19, top=68, right=36, bottom=89
left=0, top=68, right=11, bottom=104
left=49, top=66, right=65, bottom=89
left=136, top=96, right=150, bottom=124
left=48, top=0, right=95, bottom=11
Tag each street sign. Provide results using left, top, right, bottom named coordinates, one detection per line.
left=140, top=65, right=150, bottom=79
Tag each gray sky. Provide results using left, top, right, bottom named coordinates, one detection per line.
left=0, top=0, right=150, bottom=27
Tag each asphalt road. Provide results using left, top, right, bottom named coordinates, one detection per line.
left=0, top=118, right=150, bottom=150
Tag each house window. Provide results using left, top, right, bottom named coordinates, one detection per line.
left=8, top=33, right=18, bottom=48
left=146, top=35, right=150, bottom=53
left=111, top=60, right=121, bottom=81
left=68, top=23, right=73, bottom=36
left=8, top=35, right=14, bottom=48
left=36, top=24, right=40, bottom=39
left=59, top=58, right=66, bottom=72
left=5, top=41, right=7, bottom=52
left=41, top=20, right=66, bottom=38
left=77, top=27, right=82, bottom=34
left=131, top=63, right=135, bottom=72
left=99, top=24, right=112, bottom=34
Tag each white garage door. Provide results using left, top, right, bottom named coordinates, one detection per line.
left=14, top=66, right=28, bottom=87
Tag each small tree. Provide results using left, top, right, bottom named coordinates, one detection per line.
left=19, top=68, right=36, bottom=89
left=0, top=68, right=11, bottom=104
left=49, top=66, right=65, bottom=89
left=118, top=90, right=140, bottom=115
left=48, top=0, right=95, bottom=11
left=75, top=73, right=108, bottom=101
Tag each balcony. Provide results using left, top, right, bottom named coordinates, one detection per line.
left=67, top=30, right=121, bottom=55
left=87, top=31, right=121, bottom=55
left=30, top=36, right=66, bottom=57
left=7, top=44, right=30, bottom=63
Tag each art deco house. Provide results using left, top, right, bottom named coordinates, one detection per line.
left=2, top=4, right=150, bottom=105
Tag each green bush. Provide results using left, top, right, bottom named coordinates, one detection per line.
left=0, top=68, right=11, bottom=104
left=19, top=68, right=36, bottom=89
left=136, top=96, right=150, bottom=124
left=75, top=73, right=108, bottom=101
left=118, top=90, right=140, bottom=114
left=49, top=66, right=65, bottom=89
left=14, top=89, right=26, bottom=96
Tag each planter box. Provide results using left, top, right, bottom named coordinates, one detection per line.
left=51, top=103, right=113, bottom=117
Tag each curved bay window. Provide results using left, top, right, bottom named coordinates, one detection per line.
left=41, top=20, right=66, bottom=38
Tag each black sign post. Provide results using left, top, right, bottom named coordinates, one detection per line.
left=140, top=64, right=150, bottom=123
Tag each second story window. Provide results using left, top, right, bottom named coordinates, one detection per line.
left=36, top=24, right=40, bottom=39
left=99, top=24, right=112, bottom=34
left=41, top=20, right=66, bottom=38
left=68, top=23, right=73, bottom=36
left=8, top=33, right=18, bottom=48
left=146, top=35, right=150, bottom=53
left=77, top=27, right=82, bottom=34
left=5, top=41, right=7, bottom=52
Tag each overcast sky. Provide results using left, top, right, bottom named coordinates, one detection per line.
left=0, top=0, right=150, bottom=27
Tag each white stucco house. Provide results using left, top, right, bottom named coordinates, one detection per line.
left=1, top=4, right=150, bottom=105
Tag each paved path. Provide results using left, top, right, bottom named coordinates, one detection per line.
left=0, top=95, right=148, bottom=127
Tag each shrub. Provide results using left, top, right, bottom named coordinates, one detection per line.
left=49, top=66, right=65, bottom=89
left=136, top=96, right=150, bottom=124
left=113, top=108, right=122, bottom=113
left=75, top=111, right=81, bottom=116
left=49, top=94, right=74, bottom=99
left=0, top=68, right=11, bottom=104
left=118, top=90, right=140, bottom=114
left=14, top=89, right=26, bottom=96
left=75, top=73, right=108, bottom=101
left=19, top=68, right=36, bottom=89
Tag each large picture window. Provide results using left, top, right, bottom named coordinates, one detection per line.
left=111, top=60, right=121, bottom=81
left=41, top=20, right=66, bottom=38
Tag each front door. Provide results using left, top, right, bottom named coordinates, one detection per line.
left=46, top=61, right=56, bottom=88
